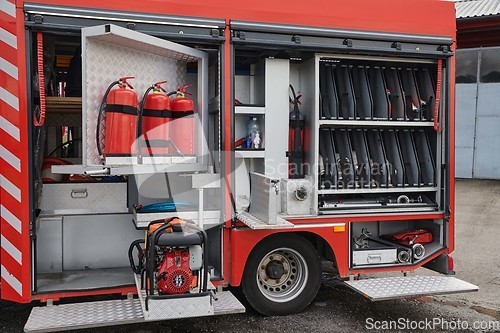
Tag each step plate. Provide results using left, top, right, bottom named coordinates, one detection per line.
left=345, top=276, right=478, bottom=301
left=25, top=299, right=144, bottom=333
left=25, top=292, right=245, bottom=333
left=237, top=212, right=294, bottom=229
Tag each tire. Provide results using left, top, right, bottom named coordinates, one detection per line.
left=242, top=234, right=321, bottom=316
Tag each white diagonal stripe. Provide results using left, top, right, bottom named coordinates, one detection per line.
left=0, top=57, right=18, bottom=79
left=0, top=144, right=20, bottom=171
left=0, top=115, right=20, bottom=141
left=0, top=265, right=22, bottom=296
left=0, top=174, right=21, bottom=202
left=1, top=235, right=22, bottom=264
left=0, top=204, right=21, bottom=233
left=0, top=86, right=18, bottom=110
left=0, top=0, right=15, bottom=18
left=0, top=27, right=16, bottom=49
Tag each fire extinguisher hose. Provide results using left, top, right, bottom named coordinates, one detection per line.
left=34, top=32, right=46, bottom=127
left=434, top=58, right=443, bottom=133
left=96, top=80, right=120, bottom=158
left=136, top=85, right=155, bottom=156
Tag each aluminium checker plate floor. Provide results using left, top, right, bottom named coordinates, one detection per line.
left=345, top=275, right=478, bottom=301
left=24, top=291, right=245, bottom=333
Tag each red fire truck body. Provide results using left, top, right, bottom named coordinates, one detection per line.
left=0, top=0, right=478, bottom=331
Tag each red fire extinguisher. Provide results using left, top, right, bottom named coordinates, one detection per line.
left=96, top=77, right=138, bottom=159
left=138, top=81, right=171, bottom=156
left=287, top=85, right=305, bottom=179
left=169, top=85, right=195, bottom=155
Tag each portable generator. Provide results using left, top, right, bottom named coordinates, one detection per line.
left=128, top=217, right=208, bottom=301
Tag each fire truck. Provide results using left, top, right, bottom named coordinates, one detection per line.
left=0, top=0, right=478, bottom=331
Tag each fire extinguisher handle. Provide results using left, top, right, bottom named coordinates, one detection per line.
left=154, top=81, right=168, bottom=92
left=178, top=84, right=192, bottom=95
left=120, top=76, right=135, bottom=89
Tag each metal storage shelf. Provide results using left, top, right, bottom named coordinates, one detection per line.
left=52, top=162, right=207, bottom=175
left=319, top=120, right=435, bottom=127
left=235, top=105, right=266, bottom=115
left=318, top=186, right=438, bottom=195
left=235, top=150, right=265, bottom=158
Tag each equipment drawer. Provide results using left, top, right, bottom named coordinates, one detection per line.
left=40, top=182, right=128, bottom=215
left=352, top=248, right=398, bottom=266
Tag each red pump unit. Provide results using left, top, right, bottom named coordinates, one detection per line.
left=97, top=77, right=138, bottom=159
left=169, top=85, right=195, bottom=155
left=139, top=81, right=171, bottom=156
left=157, top=249, right=192, bottom=294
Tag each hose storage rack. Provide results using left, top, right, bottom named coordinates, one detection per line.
left=313, top=55, right=444, bottom=214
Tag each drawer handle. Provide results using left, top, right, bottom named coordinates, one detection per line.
left=367, top=254, right=382, bottom=262
left=71, top=189, right=88, bottom=199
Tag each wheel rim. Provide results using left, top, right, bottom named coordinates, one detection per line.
left=256, top=248, right=309, bottom=303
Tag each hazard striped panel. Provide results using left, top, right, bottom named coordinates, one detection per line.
left=0, top=0, right=31, bottom=303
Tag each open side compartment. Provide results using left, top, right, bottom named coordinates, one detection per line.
left=350, top=219, right=445, bottom=269
left=29, top=23, right=225, bottom=295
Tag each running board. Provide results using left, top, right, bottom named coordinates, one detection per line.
left=345, top=275, right=478, bottom=301
left=25, top=291, right=245, bottom=333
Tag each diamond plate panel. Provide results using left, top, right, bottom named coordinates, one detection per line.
left=24, top=299, right=144, bottom=333
left=145, top=296, right=214, bottom=321
left=237, top=212, right=294, bottom=229
left=345, top=276, right=478, bottom=301
left=84, top=38, right=187, bottom=165
left=134, top=273, right=214, bottom=321
left=213, top=291, right=246, bottom=315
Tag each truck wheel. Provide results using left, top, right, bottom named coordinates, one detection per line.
left=242, top=234, right=321, bottom=316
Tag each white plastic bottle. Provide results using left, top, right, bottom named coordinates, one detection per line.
left=246, top=116, right=262, bottom=149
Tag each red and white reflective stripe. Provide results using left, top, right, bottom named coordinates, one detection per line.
left=0, top=145, right=20, bottom=171
left=0, top=0, right=16, bottom=18
left=0, top=174, right=21, bottom=202
left=0, top=204, right=22, bottom=234
left=0, top=26, right=16, bottom=49
left=0, top=1, right=27, bottom=300
left=1, top=235, right=22, bottom=264
left=0, top=115, right=20, bottom=141
left=1, top=265, right=22, bottom=296
left=0, top=57, right=18, bottom=79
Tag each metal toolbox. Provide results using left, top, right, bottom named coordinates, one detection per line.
left=40, top=182, right=128, bottom=215
left=352, top=239, right=399, bottom=267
